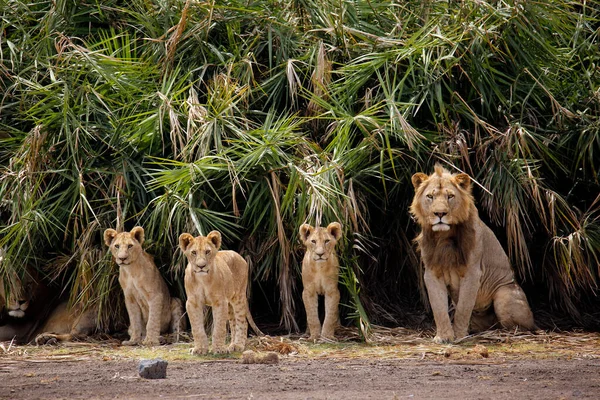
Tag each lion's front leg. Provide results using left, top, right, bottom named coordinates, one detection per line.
left=187, top=298, right=208, bottom=355
left=321, top=287, right=340, bottom=340
left=211, top=300, right=229, bottom=354
left=142, top=295, right=164, bottom=347
left=122, top=292, right=143, bottom=346
left=424, top=269, right=454, bottom=344
left=453, top=265, right=482, bottom=340
left=302, top=287, right=320, bottom=340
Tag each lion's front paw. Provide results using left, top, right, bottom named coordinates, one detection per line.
left=308, top=333, right=320, bottom=342
left=228, top=342, right=245, bottom=353
left=453, top=329, right=469, bottom=342
left=122, top=339, right=141, bottom=346
left=142, top=337, right=160, bottom=347
left=190, top=346, right=208, bottom=355
left=321, top=329, right=336, bottom=341
left=212, top=345, right=229, bottom=354
left=35, top=334, right=58, bottom=346
left=433, top=334, right=454, bottom=344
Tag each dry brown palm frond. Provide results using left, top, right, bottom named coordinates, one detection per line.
left=307, top=41, right=332, bottom=118
left=164, top=0, right=192, bottom=68
left=267, top=172, right=298, bottom=332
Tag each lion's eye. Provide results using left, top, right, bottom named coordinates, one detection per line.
left=426, top=194, right=433, bottom=200
left=114, top=245, right=120, bottom=249
left=448, top=194, right=455, bottom=200
left=205, top=250, right=211, bottom=255
left=311, top=239, right=316, bottom=244
left=325, top=240, right=330, bottom=244
left=191, top=251, right=197, bottom=256
left=128, top=244, right=133, bottom=249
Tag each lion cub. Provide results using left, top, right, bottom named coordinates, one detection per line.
left=104, top=227, right=185, bottom=346
left=179, top=231, right=260, bottom=355
left=299, top=222, right=342, bottom=341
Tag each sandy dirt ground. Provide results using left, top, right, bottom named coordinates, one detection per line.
left=1, top=330, right=599, bottom=399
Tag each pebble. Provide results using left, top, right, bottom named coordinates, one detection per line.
left=138, top=358, right=168, bottom=379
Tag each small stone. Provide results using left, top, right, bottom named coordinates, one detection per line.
left=241, top=350, right=279, bottom=364
left=138, top=358, right=168, bottom=379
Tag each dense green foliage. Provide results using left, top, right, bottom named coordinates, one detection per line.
left=1, top=0, right=599, bottom=333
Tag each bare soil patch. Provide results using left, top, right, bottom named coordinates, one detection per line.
left=1, top=329, right=599, bottom=399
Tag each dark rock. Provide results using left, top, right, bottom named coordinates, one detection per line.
left=138, top=358, right=168, bottom=379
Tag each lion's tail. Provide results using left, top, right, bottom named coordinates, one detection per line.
left=246, top=304, right=263, bottom=337
left=170, top=297, right=187, bottom=335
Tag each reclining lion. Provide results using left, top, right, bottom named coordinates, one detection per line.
left=104, top=227, right=185, bottom=346
left=410, top=165, right=536, bottom=343
left=0, top=250, right=97, bottom=344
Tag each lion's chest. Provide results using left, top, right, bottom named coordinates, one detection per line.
left=302, top=261, right=339, bottom=295
left=185, top=265, right=234, bottom=306
left=441, top=268, right=463, bottom=303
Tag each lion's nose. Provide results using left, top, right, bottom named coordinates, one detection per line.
left=315, top=249, right=325, bottom=257
left=434, top=212, right=447, bottom=218
left=119, top=257, right=127, bottom=262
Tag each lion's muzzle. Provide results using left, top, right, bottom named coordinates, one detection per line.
left=7, top=300, right=28, bottom=318
left=193, top=263, right=209, bottom=274
left=431, top=212, right=451, bottom=231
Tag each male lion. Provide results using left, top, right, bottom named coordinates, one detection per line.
left=0, top=251, right=97, bottom=344
left=410, top=165, right=536, bottom=343
left=179, top=231, right=262, bottom=355
left=104, top=227, right=185, bottom=346
left=299, top=222, right=342, bottom=341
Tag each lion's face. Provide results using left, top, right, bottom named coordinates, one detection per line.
left=299, top=222, right=342, bottom=262
left=410, top=165, right=473, bottom=231
left=104, top=227, right=145, bottom=266
left=0, top=252, right=38, bottom=318
left=179, top=231, right=221, bottom=275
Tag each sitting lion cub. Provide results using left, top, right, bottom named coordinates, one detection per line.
left=410, top=165, right=536, bottom=343
left=179, top=231, right=261, bottom=355
left=104, top=227, right=185, bottom=346
left=299, top=222, right=342, bottom=341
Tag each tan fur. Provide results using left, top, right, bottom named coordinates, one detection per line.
left=241, top=350, right=279, bottom=364
left=179, top=231, right=261, bottom=355
left=104, top=227, right=185, bottom=346
left=0, top=258, right=96, bottom=344
left=299, top=222, right=343, bottom=341
left=34, top=302, right=97, bottom=345
left=410, top=165, right=535, bottom=343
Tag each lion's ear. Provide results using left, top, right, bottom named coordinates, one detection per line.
left=299, top=224, right=313, bottom=244
left=454, top=173, right=471, bottom=190
left=179, top=233, right=194, bottom=252
left=103, top=229, right=118, bottom=247
left=207, top=231, right=222, bottom=250
left=131, top=226, right=145, bottom=245
left=327, top=222, right=343, bottom=241
left=411, top=173, right=429, bottom=190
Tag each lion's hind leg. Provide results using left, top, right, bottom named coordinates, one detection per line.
left=470, top=309, right=498, bottom=333
left=169, top=297, right=186, bottom=336
left=492, top=283, right=536, bottom=331
left=228, top=297, right=248, bottom=353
